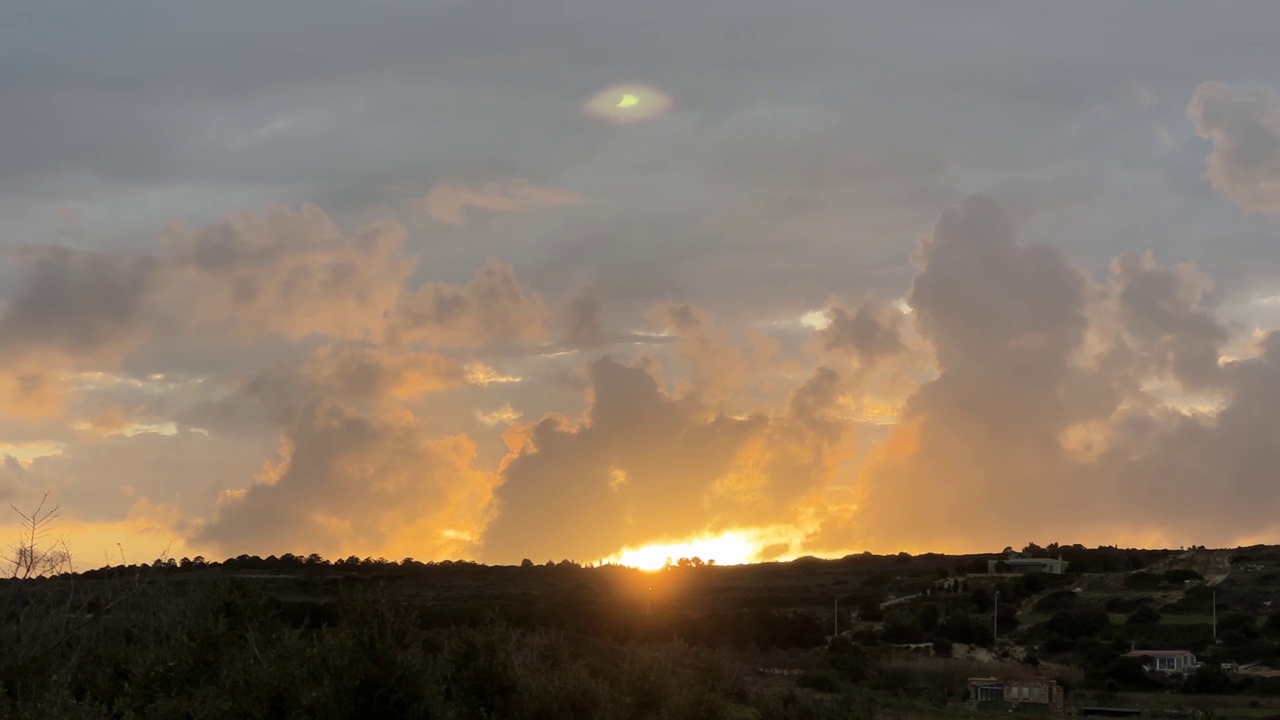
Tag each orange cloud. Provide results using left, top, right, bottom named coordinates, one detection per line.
left=192, top=400, right=497, bottom=559
left=482, top=354, right=855, bottom=564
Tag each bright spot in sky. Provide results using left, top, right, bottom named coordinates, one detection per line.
left=799, top=310, right=830, bottom=329
left=602, top=531, right=757, bottom=571
left=583, top=83, right=672, bottom=124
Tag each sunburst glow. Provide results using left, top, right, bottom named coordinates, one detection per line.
left=602, top=531, right=758, bottom=571
left=582, top=83, right=672, bottom=124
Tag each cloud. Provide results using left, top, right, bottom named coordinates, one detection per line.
left=1107, top=250, right=1229, bottom=390
left=156, top=203, right=413, bottom=342
left=558, top=286, right=607, bottom=349
left=645, top=303, right=751, bottom=406
left=834, top=195, right=1279, bottom=554
left=481, top=355, right=853, bottom=563
left=816, top=302, right=906, bottom=370
left=0, top=204, right=574, bottom=421
left=1188, top=82, right=1280, bottom=217
left=301, top=343, right=468, bottom=403
left=192, top=399, right=495, bottom=559
left=0, top=455, right=27, bottom=500
left=390, top=259, right=551, bottom=349
left=59, top=208, right=83, bottom=238
left=78, top=405, right=133, bottom=437
left=421, top=179, right=584, bottom=225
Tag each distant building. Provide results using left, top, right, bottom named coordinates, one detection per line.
left=967, top=674, right=1065, bottom=713
left=988, top=551, right=1069, bottom=575
left=1124, top=649, right=1199, bottom=674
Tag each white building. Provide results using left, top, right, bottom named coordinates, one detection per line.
left=1124, top=649, right=1199, bottom=674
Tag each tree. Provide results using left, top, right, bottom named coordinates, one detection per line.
left=1127, top=605, right=1162, bottom=625
left=916, top=603, right=941, bottom=633
left=4, top=493, right=72, bottom=578
left=827, top=636, right=872, bottom=683
left=1263, top=610, right=1280, bottom=637
left=881, top=611, right=925, bottom=644
left=1219, top=612, right=1260, bottom=640
left=1045, top=609, right=1111, bottom=640
left=521, top=558, right=534, bottom=568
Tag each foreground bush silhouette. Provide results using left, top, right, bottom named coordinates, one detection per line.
left=0, top=578, right=888, bottom=719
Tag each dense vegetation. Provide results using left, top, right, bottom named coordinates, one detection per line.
left=7, top=515, right=1280, bottom=718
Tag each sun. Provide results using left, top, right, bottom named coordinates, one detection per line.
left=603, top=531, right=758, bottom=571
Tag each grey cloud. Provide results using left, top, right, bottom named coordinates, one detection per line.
left=839, top=195, right=1277, bottom=554
left=390, top=258, right=550, bottom=349
left=1188, top=82, right=1280, bottom=216
left=1110, top=250, right=1229, bottom=389
left=0, top=246, right=157, bottom=359
left=816, top=303, right=906, bottom=370
left=558, top=286, right=607, bottom=349
left=0, top=455, right=26, bottom=500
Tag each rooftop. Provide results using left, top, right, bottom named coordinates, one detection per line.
left=1124, top=649, right=1194, bottom=657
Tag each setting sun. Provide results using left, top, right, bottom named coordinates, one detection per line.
left=601, top=531, right=758, bottom=571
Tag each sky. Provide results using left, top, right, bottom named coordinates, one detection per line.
left=3, top=1, right=1280, bottom=570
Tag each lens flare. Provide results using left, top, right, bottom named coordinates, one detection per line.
left=582, top=83, right=672, bottom=125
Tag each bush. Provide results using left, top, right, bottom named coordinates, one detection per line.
left=796, top=671, right=840, bottom=694
left=1045, top=609, right=1112, bottom=640
left=931, top=637, right=954, bottom=657
left=1124, top=572, right=1163, bottom=590
left=1182, top=665, right=1236, bottom=695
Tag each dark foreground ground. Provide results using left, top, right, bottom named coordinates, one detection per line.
left=5, top=545, right=1280, bottom=718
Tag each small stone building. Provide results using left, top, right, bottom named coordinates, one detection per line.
left=967, top=674, right=1065, bottom=713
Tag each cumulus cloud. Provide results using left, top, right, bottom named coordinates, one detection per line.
left=0, top=204, right=573, bottom=420
left=645, top=303, right=751, bottom=406
left=1107, top=250, right=1229, bottom=390
left=192, top=399, right=495, bottom=559
left=481, top=355, right=852, bottom=563
left=1188, top=82, right=1280, bottom=217
left=421, top=179, right=584, bottom=226
left=833, top=195, right=1279, bottom=554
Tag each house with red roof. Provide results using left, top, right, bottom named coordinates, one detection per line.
left=1124, top=649, right=1199, bottom=674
